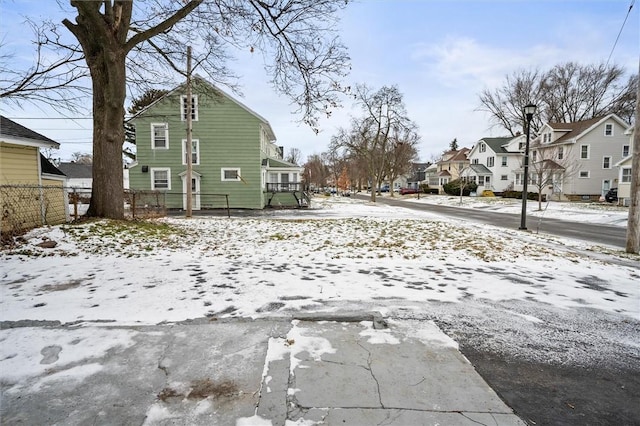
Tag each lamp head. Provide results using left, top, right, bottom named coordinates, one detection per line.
left=524, top=103, right=537, bottom=121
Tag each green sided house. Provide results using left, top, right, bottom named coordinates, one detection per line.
left=128, top=77, right=305, bottom=210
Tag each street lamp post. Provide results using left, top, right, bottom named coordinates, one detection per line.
left=519, top=103, right=537, bottom=230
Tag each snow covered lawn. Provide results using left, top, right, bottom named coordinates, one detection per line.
left=2, top=196, right=637, bottom=326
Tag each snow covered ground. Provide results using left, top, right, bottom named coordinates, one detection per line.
left=1, top=195, right=639, bottom=374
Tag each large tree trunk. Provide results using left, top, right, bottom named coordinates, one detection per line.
left=86, top=55, right=126, bottom=219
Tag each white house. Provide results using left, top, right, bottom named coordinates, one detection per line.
left=466, top=135, right=525, bottom=194
left=528, top=114, right=630, bottom=201
left=615, top=126, right=635, bottom=206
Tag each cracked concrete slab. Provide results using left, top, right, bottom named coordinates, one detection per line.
left=1, top=316, right=524, bottom=425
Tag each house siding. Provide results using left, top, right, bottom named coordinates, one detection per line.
left=129, top=85, right=266, bottom=209
left=563, top=119, right=628, bottom=196
left=0, top=143, right=40, bottom=184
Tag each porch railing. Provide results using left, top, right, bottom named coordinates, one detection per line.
left=265, top=182, right=302, bottom=192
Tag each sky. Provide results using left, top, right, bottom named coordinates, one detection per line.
left=0, top=0, right=638, bottom=163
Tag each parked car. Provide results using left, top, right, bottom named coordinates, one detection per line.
left=399, top=187, right=420, bottom=195
left=605, top=188, right=618, bottom=203
left=379, top=185, right=390, bottom=192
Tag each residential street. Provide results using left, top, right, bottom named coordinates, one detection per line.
left=354, top=193, right=628, bottom=248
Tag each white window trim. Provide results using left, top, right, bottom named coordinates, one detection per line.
left=221, top=167, right=241, bottom=182
left=621, top=167, right=632, bottom=183
left=578, top=170, right=590, bottom=179
left=182, top=139, right=200, bottom=165
left=602, top=156, right=611, bottom=169
left=151, top=167, right=171, bottom=190
left=181, top=94, right=199, bottom=122
left=604, top=123, right=613, bottom=137
left=151, top=123, right=169, bottom=149
left=623, top=145, right=630, bottom=157
left=580, top=144, right=590, bottom=160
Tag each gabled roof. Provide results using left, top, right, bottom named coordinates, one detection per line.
left=545, top=114, right=629, bottom=145
left=1, top=116, right=60, bottom=148
left=128, top=76, right=276, bottom=141
left=262, top=157, right=302, bottom=169
left=58, top=162, right=93, bottom=179
left=440, top=148, right=470, bottom=163
left=468, top=164, right=492, bottom=175
left=481, top=137, right=513, bottom=154
left=40, top=154, right=65, bottom=176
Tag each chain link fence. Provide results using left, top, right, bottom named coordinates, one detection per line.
left=1, top=184, right=69, bottom=241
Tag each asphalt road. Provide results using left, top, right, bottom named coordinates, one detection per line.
left=354, top=194, right=628, bottom=248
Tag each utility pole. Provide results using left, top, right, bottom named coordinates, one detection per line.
left=185, top=45, right=193, bottom=218
left=626, top=59, right=640, bottom=253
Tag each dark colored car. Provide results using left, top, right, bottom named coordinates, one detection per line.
left=605, top=188, right=618, bottom=203
left=399, top=187, right=420, bottom=195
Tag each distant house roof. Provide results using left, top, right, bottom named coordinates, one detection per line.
left=262, top=158, right=301, bottom=169
left=58, top=162, right=93, bottom=179
left=40, top=154, right=66, bottom=177
left=440, top=148, right=470, bottom=163
left=543, top=114, right=629, bottom=145
left=1, top=116, right=60, bottom=149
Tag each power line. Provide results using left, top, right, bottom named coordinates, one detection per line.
left=605, top=0, right=635, bottom=69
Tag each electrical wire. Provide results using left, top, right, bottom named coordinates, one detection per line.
left=605, top=0, right=635, bottom=69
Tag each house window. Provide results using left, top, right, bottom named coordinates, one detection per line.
left=557, top=146, right=564, bottom=160
left=501, top=175, right=508, bottom=181
left=151, top=123, right=168, bottom=149
left=622, top=168, right=632, bottom=183
left=472, top=158, right=479, bottom=165
left=543, top=133, right=548, bottom=143
left=151, top=168, right=171, bottom=190
left=515, top=173, right=522, bottom=185
left=579, top=171, right=590, bottom=178
left=501, top=156, right=507, bottom=166
left=479, top=143, right=486, bottom=153
left=532, top=151, right=537, bottom=162
left=580, top=145, right=589, bottom=159
left=602, top=156, right=611, bottom=169
left=221, top=168, right=241, bottom=181
left=182, top=139, right=200, bottom=165
left=623, top=145, right=630, bottom=157
left=181, top=95, right=198, bottom=121
left=604, top=123, right=613, bottom=136
left=486, top=157, right=495, bottom=167
left=478, top=176, right=485, bottom=185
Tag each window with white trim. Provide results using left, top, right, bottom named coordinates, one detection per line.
left=151, top=168, right=171, bottom=190
left=532, top=151, right=537, bottom=162
left=486, top=157, right=495, bottom=167
left=580, top=145, right=589, bottom=159
left=604, top=123, right=613, bottom=136
left=472, top=158, right=479, bottom=164
left=501, top=175, right=508, bottom=181
left=479, top=143, right=486, bottom=153
left=515, top=173, right=522, bottom=185
left=501, top=156, right=507, bottom=166
left=623, top=145, right=630, bottom=157
left=182, top=139, right=200, bottom=165
left=579, top=171, right=590, bottom=178
left=221, top=168, right=241, bottom=181
left=151, top=123, right=168, bottom=149
left=602, top=156, right=611, bottom=169
left=181, top=95, right=198, bottom=121
left=557, top=146, right=564, bottom=160
left=622, top=168, right=632, bottom=183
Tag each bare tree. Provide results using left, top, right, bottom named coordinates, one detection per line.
left=6, top=1, right=350, bottom=219
left=0, top=21, right=90, bottom=113
left=332, top=84, right=419, bottom=202
left=71, top=152, right=93, bottom=164
left=285, top=147, right=302, bottom=166
left=302, top=154, right=330, bottom=191
left=479, top=63, right=637, bottom=135
left=386, top=128, right=419, bottom=197
left=528, top=145, right=579, bottom=210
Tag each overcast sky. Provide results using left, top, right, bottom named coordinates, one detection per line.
left=1, top=0, right=638, bottom=163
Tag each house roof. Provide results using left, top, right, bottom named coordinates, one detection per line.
left=58, top=162, right=93, bottom=179
left=468, top=164, right=492, bottom=175
left=437, top=170, right=451, bottom=177
left=1, top=116, right=60, bottom=148
left=544, top=114, right=629, bottom=145
left=128, top=76, right=277, bottom=141
left=440, top=148, right=470, bottom=163
left=40, top=154, right=66, bottom=177
left=481, top=137, right=513, bottom=154
left=262, top=157, right=302, bottom=170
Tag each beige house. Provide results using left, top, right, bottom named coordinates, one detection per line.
left=1, top=116, right=67, bottom=235
left=435, top=148, right=470, bottom=193
left=528, top=114, right=630, bottom=201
